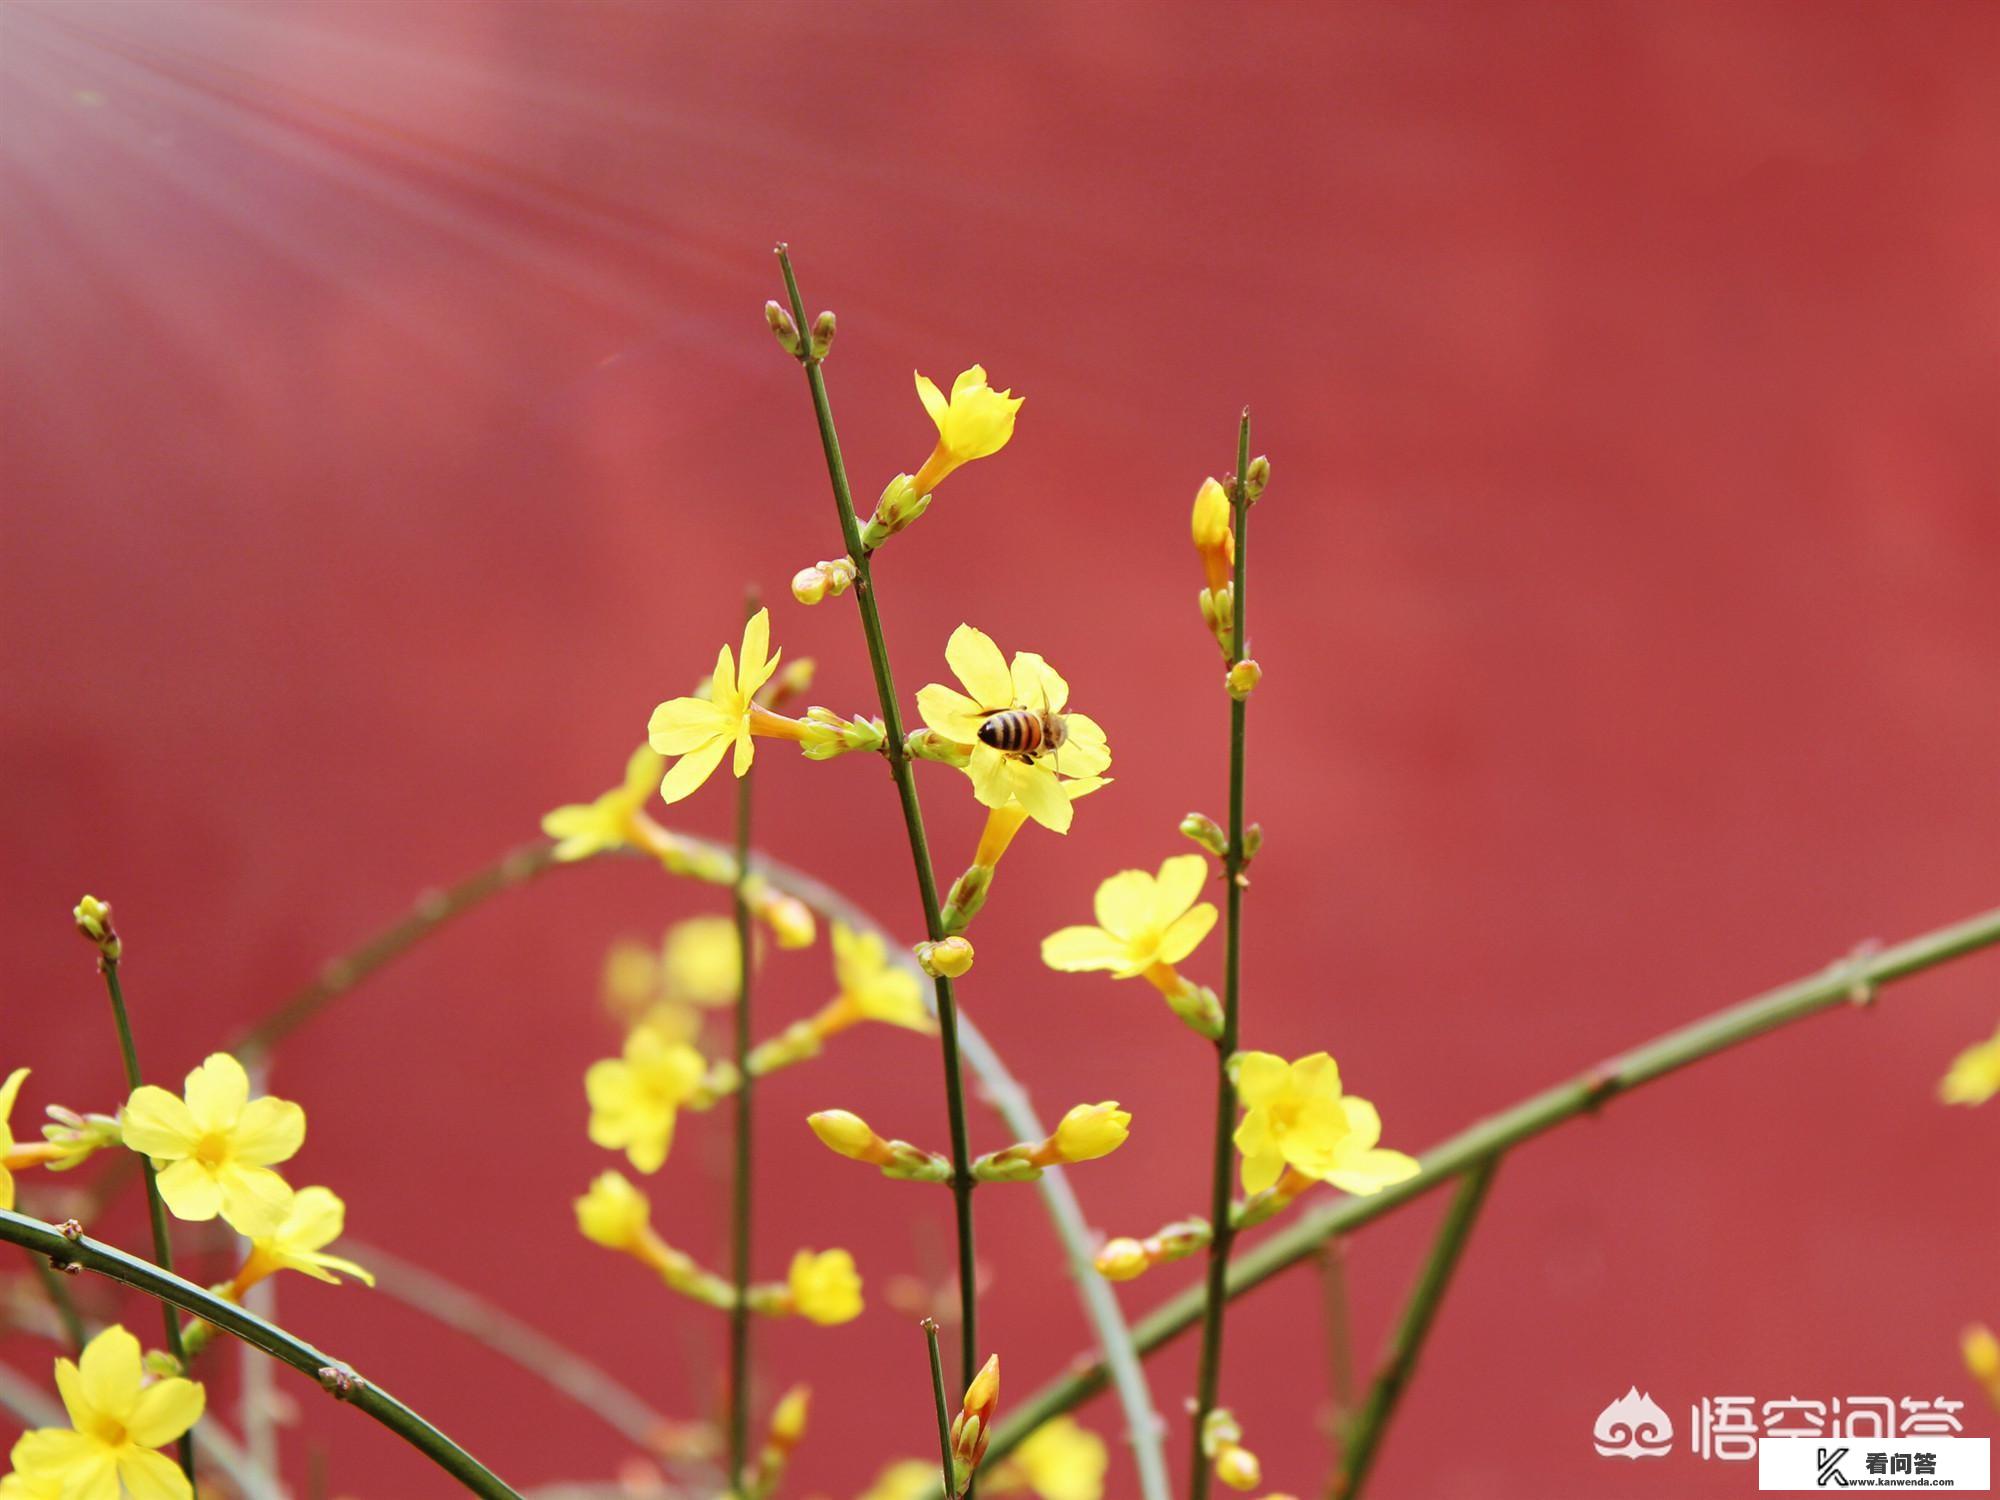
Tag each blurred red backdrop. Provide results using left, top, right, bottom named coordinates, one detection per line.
left=4, top=2, right=1998, bottom=1496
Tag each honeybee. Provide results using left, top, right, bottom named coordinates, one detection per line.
left=977, top=706, right=1069, bottom=764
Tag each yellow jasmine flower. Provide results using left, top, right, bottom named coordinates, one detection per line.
left=1041, top=855, right=1217, bottom=980
left=994, top=1416, right=1108, bottom=1500
left=121, top=1053, right=304, bottom=1235
left=601, top=938, right=663, bottom=1024
left=0, top=1458, right=59, bottom=1500
left=542, top=744, right=665, bottom=861
left=661, top=915, right=743, bottom=1007
left=857, top=1460, right=938, bottom=1500
left=915, top=625, right=1110, bottom=834
left=7, top=1324, right=204, bottom=1500
left=1191, top=477, right=1235, bottom=595
left=575, top=1169, right=652, bottom=1251
left=787, top=1248, right=863, bottom=1325
left=1965, top=1323, right=2000, bottom=1383
left=1233, top=1051, right=1421, bottom=1197
left=912, top=365, right=1023, bottom=495
left=1940, top=1024, right=2000, bottom=1106
left=818, top=924, right=932, bottom=1035
left=1, top=1067, right=44, bottom=1210
left=226, top=1185, right=373, bottom=1296
left=648, top=608, right=788, bottom=804
left=586, top=1025, right=707, bottom=1173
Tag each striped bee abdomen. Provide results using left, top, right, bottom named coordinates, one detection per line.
left=978, top=710, right=1045, bottom=755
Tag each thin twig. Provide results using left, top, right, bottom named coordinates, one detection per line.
left=1188, top=411, right=1253, bottom=1500
left=987, top=902, right=2000, bottom=1457
left=727, top=587, right=759, bottom=1492
left=1332, top=1156, right=1500, bottom=1498
left=774, top=245, right=979, bottom=1398
left=924, top=1318, right=956, bottom=1500
left=96, top=954, right=197, bottom=1488
left=0, top=1208, right=521, bottom=1499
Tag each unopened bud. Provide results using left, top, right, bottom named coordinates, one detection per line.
left=1094, top=1237, right=1150, bottom=1281
left=770, top=1384, right=810, bottom=1445
left=860, top=474, right=932, bottom=551
left=1226, top=658, right=1261, bottom=699
left=807, top=1110, right=890, bottom=1165
left=949, top=1355, right=1000, bottom=1494
left=765, top=300, right=802, bottom=357
left=916, top=936, right=974, bottom=979
left=1242, top=823, right=1264, bottom=861
left=1180, top=812, right=1227, bottom=857
left=810, top=310, right=836, bottom=360
left=941, top=865, right=992, bottom=934
left=1244, top=455, right=1270, bottom=501
left=790, top=557, right=857, bottom=607
left=73, top=895, right=120, bottom=961
left=1215, top=1446, right=1262, bottom=1492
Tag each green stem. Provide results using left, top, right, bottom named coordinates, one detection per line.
left=28, top=1248, right=88, bottom=1353
left=987, top=901, right=2000, bottom=1459
left=99, top=956, right=197, bottom=1489
left=1188, top=411, right=1253, bottom=1500
left=774, top=244, right=978, bottom=1394
left=1332, top=1157, right=1500, bottom=1499
left=0, top=1209, right=520, bottom=1499
left=1319, top=1239, right=1354, bottom=1452
left=924, top=1319, right=956, bottom=1500
left=728, top=594, right=758, bottom=1494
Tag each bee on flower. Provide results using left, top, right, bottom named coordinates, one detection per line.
left=916, top=625, right=1110, bottom=834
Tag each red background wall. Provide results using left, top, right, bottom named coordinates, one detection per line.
left=4, top=3, right=1997, bottom=1496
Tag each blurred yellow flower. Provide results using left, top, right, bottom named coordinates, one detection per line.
left=1041, top=855, right=1216, bottom=980
left=1940, top=1025, right=2000, bottom=1106
left=857, top=1460, right=938, bottom=1500
left=661, top=915, right=743, bottom=1007
left=788, top=1248, right=863, bottom=1325
left=648, top=608, right=784, bottom=804
left=542, top=744, right=665, bottom=861
left=1233, top=1051, right=1421, bottom=1197
left=0, top=1067, right=32, bottom=1211
left=575, top=1169, right=651, bottom=1251
left=586, top=1027, right=707, bottom=1173
left=819, top=923, right=931, bottom=1034
left=228, top=1184, right=373, bottom=1294
left=1965, top=1323, right=2000, bottom=1385
left=121, top=1052, right=304, bottom=1235
left=912, top=365, right=1023, bottom=495
left=996, top=1416, right=1107, bottom=1500
left=915, top=625, right=1110, bottom=834
left=6, top=1325, right=204, bottom=1500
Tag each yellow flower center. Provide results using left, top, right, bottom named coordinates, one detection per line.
left=192, top=1132, right=232, bottom=1167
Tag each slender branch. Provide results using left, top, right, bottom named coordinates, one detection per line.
left=1189, top=411, right=1253, bottom=1500
left=987, top=902, right=2000, bottom=1459
left=27, top=1248, right=88, bottom=1353
left=727, top=590, right=759, bottom=1494
left=924, top=1318, right=955, bottom=1500
left=97, top=955, right=197, bottom=1488
left=1318, top=1239, right=1354, bottom=1454
left=1332, top=1156, right=1500, bottom=1499
left=773, top=244, right=978, bottom=1394
left=344, top=1237, right=679, bottom=1454
left=0, top=1209, right=521, bottom=1499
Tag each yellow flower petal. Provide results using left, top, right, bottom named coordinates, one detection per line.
left=153, top=1158, right=222, bottom=1221
left=1007, top=762, right=1073, bottom=833
left=657, top=734, right=731, bottom=805
left=648, top=696, right=730, bottom=755
left=228, top=1096, right=305, bottom=1167
left=1151, top=855, right=1209, bottom=926
left=915, top=371, right=949, bottom=428
left=1327, top=1149, right=1423, bottom=1196
left=946, top=625, right=1012, bottom=707
left=1040, top=927, right=1129, bottom=974
left=77, top=1323, right=143, bottom=1419
left=182, top=1053, right=249, bottom=1133
left=1232, top=1052, right=1289, bottom=1108
left=916, top=683, right=988, bottom=743
left=119, top=1087, right=200, bottom=1158
left=1156, top=904, right=1218, bottom=966
left=1337, top=1095, right=1382, bottom=1153
left=116, top=1448, right=191, bottom=1500
left=1092, top=870, right=1154, bottom=937
left=125, top=1376, right=205, bottom=1448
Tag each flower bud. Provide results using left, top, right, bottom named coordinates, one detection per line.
left=1964, top=1324, right=2000, bottom=1385
left=907, top=729, right=973, bottom=768
left=1043, top=1101, right=1130, bottom=1165
left=810, top=310, right=837, bottom=360
left=1215, top=1447, right=1262, bottom=1492
left=1094, top=1237, right=1150, bottom=1281
left=971, top=1147, right=1041, bottom=1184
left=73, top=895, right=120, bottom=961
left=770, top=1384, right=810, bottom=1445
left=1242, top=823, right=1264, bottom=861
left=1226, top=658, right=1261, bottom=699
left=949, top=1354, right=1000, bottom=1494
left=41, top=1106, right=122, bottom=1171
left=791, top=566, right=829, bottom=606
left=807, top=1109, right=892, bottom=1165
left=575, top=1171, right=650, bottom=1251
left=752, top=886, right=818, bottom=949
left=765, top=300, right=802, bottom=357
left=916, top=936, right=974, bottom=979
left=790, top=557, right=857, bottom=607
left=941, top=864, right=992, bottom=934
left=1180, top=812, right=1227, bottom=858
left=860, top=474, right=932, bottom=551
left=1244, top=454, right=1270, bottom=501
